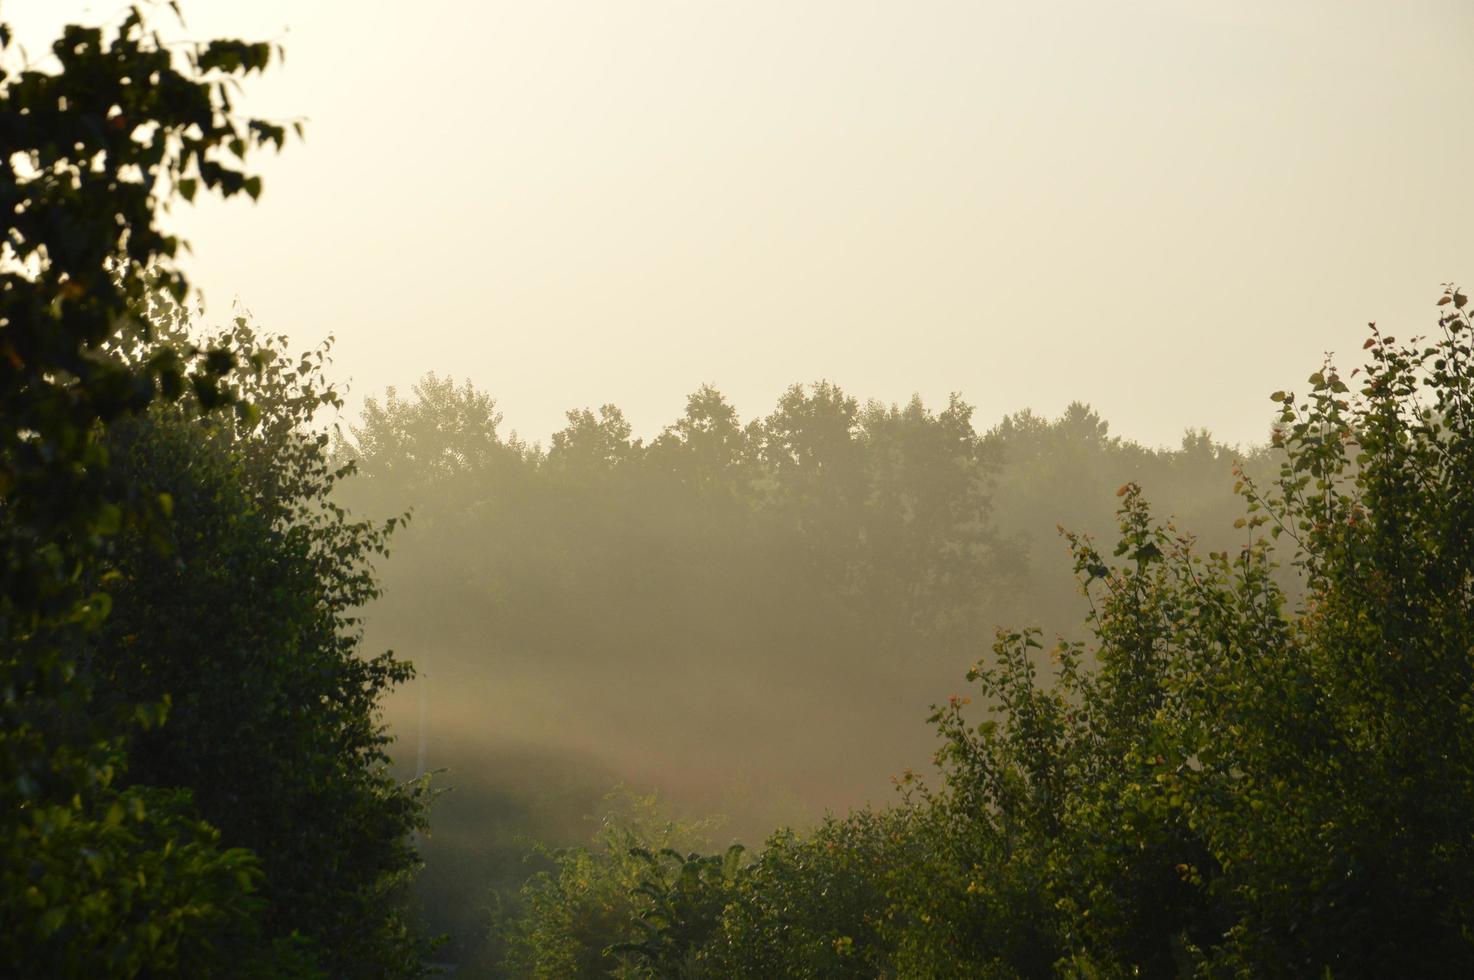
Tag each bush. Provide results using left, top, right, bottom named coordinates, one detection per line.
left=81, top=311, right=432, bottom=976
left=502, top=287, right=1474, bottom=977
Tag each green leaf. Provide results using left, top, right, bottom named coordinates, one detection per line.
left=39, top=907, right=66, bottom=937
left=95, top=503, right=123, bottom=536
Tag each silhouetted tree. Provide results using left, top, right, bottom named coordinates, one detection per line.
left=0, top=7, right=299, bottom=973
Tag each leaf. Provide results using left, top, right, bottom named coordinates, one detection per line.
left=204, top=348, right=235, bottom=375
left=39, top=907, right=66, bottom=937
left=95, top=503, right=123, bottom=536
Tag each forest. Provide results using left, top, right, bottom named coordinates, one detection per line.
left=338, top=375, right=1270, bottom=969
left=5, top=6, right=1474, bottom=979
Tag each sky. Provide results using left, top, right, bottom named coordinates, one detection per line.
left=10, top=0, right=1474, bottom=448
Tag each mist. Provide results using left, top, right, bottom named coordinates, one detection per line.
left=329, top=380, right=1271, bottom=960
left=6, top=1, right=1473, bottom=976
left=12, top=1, right=1474, bottom=450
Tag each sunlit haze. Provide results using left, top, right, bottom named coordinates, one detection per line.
left=14, top=0, right=1473, bottom=447
left=11, top=2, right=1474, bottom=971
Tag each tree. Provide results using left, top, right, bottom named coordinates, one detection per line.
left=88, top=312, right=431, bottom=976
left=492, top=789, right=729, bottom=979
left=857, top=393, right=1015, bottom=654
left=345, top=373, right=518, bottom=506
left=1, top=6, right=298, bottom=973
left=760, top=382, right=866, bottom=516
left=549, top=404, right=639, bottom=477
left=507, top=286, right=1474, bottom=976
left=915, top=286, right=1474, bottom=974
left=646, top=384, right=758, bottom=497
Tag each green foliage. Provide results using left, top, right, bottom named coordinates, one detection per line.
left=704, top=809, right=932, bottom=979
left=85, top=310, right=432, bottom=976
left=491, top=789, right=728, bottom=979
left=879, top=289, right=1474, bottom=974
left=2, top=6, right=428, bottom=975
left=341, top=374, right=1253, bottom=959
left=609, top=844, right=745, bottom=977
left=0, top=4, right=288, bottom=558
left=983, top=402, right=1266, bottom=625
left=480, top=287, right=1474, bottom=976
left=0, top=5, right=301, bottom=974
left=2, top=784, right=262, bottom=978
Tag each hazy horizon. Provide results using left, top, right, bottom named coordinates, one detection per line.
left=12, top=0, right=1473, bottom=449
left=9, top=3, right=1474, bottom=972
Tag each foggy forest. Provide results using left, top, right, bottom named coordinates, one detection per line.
left=4, top=2, right=1474, bottom=978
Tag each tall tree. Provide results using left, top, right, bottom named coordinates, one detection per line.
left=90, top=314, right=431, bottom=976
left=647, top=384, right=758, bottom=497
left=0, top=7, right=296, bottom=973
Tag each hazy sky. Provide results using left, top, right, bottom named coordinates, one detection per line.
left=14, top=1, right=1474, bottom=447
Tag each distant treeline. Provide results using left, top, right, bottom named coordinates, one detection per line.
left=344, top=297, right=1474, bottom=977
left=334, top=377, right=1273, bottom=965
left=17, top=4, right=1472, bottom=977
left=341, top=377, right=1271, bottom=664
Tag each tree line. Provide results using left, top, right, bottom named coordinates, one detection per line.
left=456, top=295, right=1474, bottom=977
left=6, top=4, right=1474, bottom=978
left=334, top=374, right=1271, bottom=965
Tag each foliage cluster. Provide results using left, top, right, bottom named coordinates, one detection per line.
left=343, top=379, right=1259, bottom=684
left=343, top=379, right=1019, bottom=667
left=1, top=7, right=428, bottom=976
left=480, top=290, right=1474, bottom=976
left=89, top=309, right=430, bottom=975
left=340, top=375, right=1259, bottom=962
left=485, top=789, right=732, bottom=978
